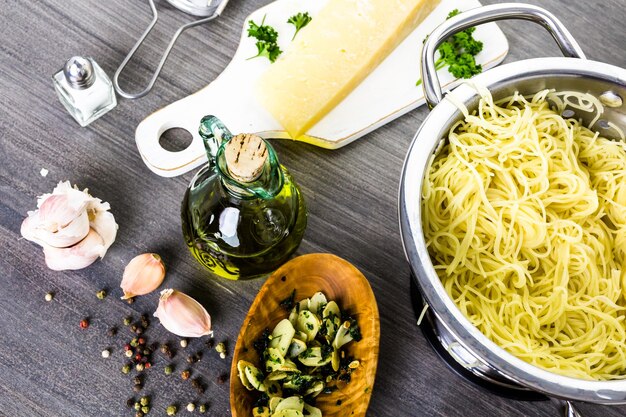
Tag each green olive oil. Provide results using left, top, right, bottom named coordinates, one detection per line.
left=181, top=117, right=307, bottom=280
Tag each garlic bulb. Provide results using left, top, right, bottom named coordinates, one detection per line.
left=154, top=289, right=212, bottom=338
left=120, top=253, right=166, bottom=299
left=21, top=181, right=118, bottom=270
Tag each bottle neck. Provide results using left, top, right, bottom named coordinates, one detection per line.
left=198, top=115, right=284, bottom=200
left=215, top=142, right=284, bottom=200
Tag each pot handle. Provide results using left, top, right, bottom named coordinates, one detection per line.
left=550, top=399, right=583, bottom=417
left=564, top=401, right=583, bottom=417
left=421, top=3, right=586, bottom=108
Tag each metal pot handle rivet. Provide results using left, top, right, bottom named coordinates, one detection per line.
left=420, top=3, right=586, bottom=109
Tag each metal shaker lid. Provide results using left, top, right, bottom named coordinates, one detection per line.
left=64, top=56, right=95, bottom=89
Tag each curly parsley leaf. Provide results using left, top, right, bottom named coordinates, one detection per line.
left=417, top=9, right=483, bottom=86
left=287, top=12, right=312, bottom=40
left=247, top=15, right=282, bottom=63
left=251, top=40, right=282, bottom=63
left=247, top=15, right=278, bottom=43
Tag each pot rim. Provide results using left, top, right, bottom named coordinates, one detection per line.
left=399, top=56, right=626, bottom=403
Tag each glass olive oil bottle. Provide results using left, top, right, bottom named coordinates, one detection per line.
left=181, top=116, right=307, bottom=280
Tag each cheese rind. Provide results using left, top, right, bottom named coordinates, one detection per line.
left=256, top=0, right=440, bottom=138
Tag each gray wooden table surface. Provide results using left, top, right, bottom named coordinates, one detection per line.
left=1, top=0, right=625, bottom=416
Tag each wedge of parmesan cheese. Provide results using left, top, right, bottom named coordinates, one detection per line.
left=256, top=0, right=440, bottom=138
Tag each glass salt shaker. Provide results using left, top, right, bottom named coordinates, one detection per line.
left=52, top=56, right=117, bottom=127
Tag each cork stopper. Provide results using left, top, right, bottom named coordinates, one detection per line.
left=224, top=133, right=268, bottom=182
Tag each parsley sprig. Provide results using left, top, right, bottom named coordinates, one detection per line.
left=287, top=12, right=312, bottom=40
left=417, top=9, right=484, bottom=86
left=247, top=15, right=282, bottom=63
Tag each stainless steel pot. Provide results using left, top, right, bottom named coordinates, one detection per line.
left=398, top=2, right=626, bottom=413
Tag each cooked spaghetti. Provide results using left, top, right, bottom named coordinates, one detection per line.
left=422, top=86, right=626, bottom=380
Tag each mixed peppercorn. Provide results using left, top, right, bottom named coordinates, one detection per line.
left=115, top=315, right=224, bottom=414
left=47, top=286, right=228, bottom=415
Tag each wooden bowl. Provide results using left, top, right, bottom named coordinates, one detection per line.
left=230, top=253, right=380, bottom=417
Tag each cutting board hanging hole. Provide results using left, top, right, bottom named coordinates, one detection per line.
left=159, top=128, right=194, bottom=152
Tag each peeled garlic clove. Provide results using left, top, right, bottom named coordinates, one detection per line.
left=43, top=228, right=105, bottom=271
left=120, top=253, right=166, bottom=299
left=154, top=289, right=212, bottom=338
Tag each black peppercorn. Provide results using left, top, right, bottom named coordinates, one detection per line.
left=191, top=377, right=204, bottom=393
left=107, top=327, right=118, bottom=337
left=126, top=398, right=135, bottom=408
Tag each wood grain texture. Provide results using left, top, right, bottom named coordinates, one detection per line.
left=0, top=0, right=625, bottom=416
left=230, top=253, right=379, bottom=417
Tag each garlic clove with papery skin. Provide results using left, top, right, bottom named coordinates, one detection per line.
left=39, top=194, right=88, bottom=232
left=43, top=228, right=105, bottom=271
left=120, top=253, right=166, bottom=299
left=21, top=195, right=91, bottom=248
left=154, top=289, right=212, bottom=338
left=21, top=181, right=118, bottom=271
left=87, top=200, right=117, bottom=256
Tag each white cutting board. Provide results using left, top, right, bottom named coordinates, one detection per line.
left=136, top=0, right=508, bottom=177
